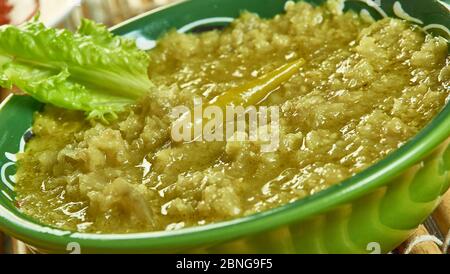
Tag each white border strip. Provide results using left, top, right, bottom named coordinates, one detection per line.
left=393, top=1, right=423, bottom=25
left=0, top=94, right=13, bottom=112
left=1, top=162, right=15, bottom=191
left=423, top=24, right=450, bottom=37
left=177, top=17, right=234, bottom=33
left=1, top=190, right=13, bottom=201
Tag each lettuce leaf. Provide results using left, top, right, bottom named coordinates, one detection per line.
left=0, top=18, right=153, bottom=120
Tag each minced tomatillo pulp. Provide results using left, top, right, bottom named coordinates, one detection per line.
left=16, top=1, right=450, bottom=233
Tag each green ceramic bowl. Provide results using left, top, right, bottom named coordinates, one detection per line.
left=0, top=0, right=449, bottom=254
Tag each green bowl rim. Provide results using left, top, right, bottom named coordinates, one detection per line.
left=0, top=0, right=449, bottom=252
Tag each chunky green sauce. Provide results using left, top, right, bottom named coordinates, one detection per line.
left=16, top=2, right=450, bottom=233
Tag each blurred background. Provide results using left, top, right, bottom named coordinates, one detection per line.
left=2, top=0, right=175, bottom=28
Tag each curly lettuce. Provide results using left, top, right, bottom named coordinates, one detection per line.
left=0, top=19, right=153, bottom=120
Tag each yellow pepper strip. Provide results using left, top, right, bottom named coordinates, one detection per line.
left=173, top=58, right=305, bottom=142
left=208, top=58, right=305, bottom=108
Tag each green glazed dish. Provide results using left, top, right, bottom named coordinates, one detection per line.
left=0, top=0, right=449, bottom=253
